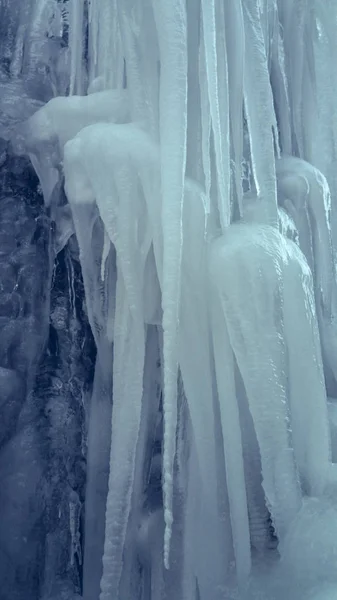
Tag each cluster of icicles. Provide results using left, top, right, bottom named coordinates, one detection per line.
left=15, top=0, right=337, bottom=598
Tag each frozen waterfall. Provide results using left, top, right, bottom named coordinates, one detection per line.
left=2, top=0, right=337, bottom=599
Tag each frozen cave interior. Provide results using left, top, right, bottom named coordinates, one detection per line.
left=2, top=0, right=337, bottom=599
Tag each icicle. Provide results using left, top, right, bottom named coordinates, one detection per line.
left=209, top=261, right=251, bottom=583
left=64, top=139, right=115, bottom=600
left=100, top=228, right=110, bottom=282
left=210, top=224, right=302, bottom=541
left=278, top=0, right=308, bottom=157
left=151, top=0, right=188, bottom=568
left=200, top=0, right=231, bottom=230
left=119, top=325, right=162, bottom=600
left=179, top=180, right=231, bottom=592
left=117, top=0, right=152, bottom=122
left=224, top=0, right=245, bottom=217
left=87, top=0, right=99, bottom=81
left=185, top=0, right=203, bottom=184
left=68, top=0, right=85, bottom=95
left=100, top=277, right=145, bottom=600
left=69, top=491, right=82, bottom=567
left=89, top=0, right=124, bottom=90
left=283, top=239, right=330, bottom=496
left=242, top=0, right=278, bottom=226
left=64, top=122, right=162, bottom=597
left=269, top=4, right=292, bottom=155
left=198, top=30, right=212, bottom=212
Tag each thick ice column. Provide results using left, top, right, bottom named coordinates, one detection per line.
left=64, top=122, right=162, bottom=599
left=151, top=0, right=188, bottom=567
left=179, top=181, right=233, bottom=592
left=283, top=240, right=331, bottom=496
left=209, top=289, right=252, bottom=583
left=276, top=156, right=337, bottom=393
left=63, top=140, right=115, bottom=600
left=88, top=0, right=124, bottom=90
left=209, top=224, right=302, bottom=541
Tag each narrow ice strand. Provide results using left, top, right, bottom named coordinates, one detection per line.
left=198, top=31, right=212, bottom=212
left=101, top=229, right=110, bottom=282
left=242, top=0, right=278, bottom=226
left=269, top=18, right=292, bottom=155
left=179, top=183, right=230, bottom=593
left=200, top=0, right=231, bottom=230
left=151, top=0, right=188, bottom=568
left=209, top=276, right=251, bottom=583
left=185, top=0, right=203, bottom=184
left=117, top=0, right=149, bottom=121
left=68, top=0, right=85, bottom=95
left=278, top=0, right=307, bottom=156
left=224, top=0, right=245, bottom=217
left=319, top=3, right=337, bottom=243
left=134, top=3, right=161, bottom=138
left=97, top=0, right=123, bottom=90
left=214, top=0, right=231, bottom=222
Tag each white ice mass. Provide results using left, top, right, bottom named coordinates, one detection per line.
left=9, top=0, right=337, bottom=598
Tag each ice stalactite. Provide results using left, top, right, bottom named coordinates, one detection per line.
left=151, top=0, right=188, bottom=567
left=276, top=155, right=337, bottom=395
left=223, top=0, right=244, bottom=217
left=68, top=0, right=84, bottom=95
left=242, top=0, right=279, bottom=227
left=179, top=181, right=231, bottom=595
left=87, top=0, right=124, bottom=91
left=200, top=0, right=230, bottom=229
left=209, top=225, right=302, bottom=543
left=209, top=285, right=251, bottom=584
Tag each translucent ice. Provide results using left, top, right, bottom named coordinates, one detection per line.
left=8, top=1, right=337, bottom=599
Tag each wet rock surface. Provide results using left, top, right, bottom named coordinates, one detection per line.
left=0, top=145, right=95, bottom=599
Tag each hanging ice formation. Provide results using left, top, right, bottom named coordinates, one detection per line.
left=12, top=0, right=337, bottom=598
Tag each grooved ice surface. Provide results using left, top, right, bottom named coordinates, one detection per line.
left=2, top=1, right=337, bottom=600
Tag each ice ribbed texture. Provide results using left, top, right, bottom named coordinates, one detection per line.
left=10, top=0, right=337, bottom=599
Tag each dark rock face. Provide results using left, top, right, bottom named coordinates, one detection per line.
left=0, top=116, right=95, bottom=600
left=0, top=3, right=97, bottom=597
left=37, top=246, right=95, bottom=599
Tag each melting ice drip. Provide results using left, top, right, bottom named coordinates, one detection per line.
left=12, top=0, right=337, bottom=599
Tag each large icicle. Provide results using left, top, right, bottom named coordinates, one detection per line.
left=64, top=121, right=163, bottom=598
left=209, top=280, right=251, bottom=583
left=283, top=239, right=330, bottom=496
left=276, top=156, right=337, bottom=392
left=88, top=0, right=124, bottom=90
left=277, top=0, right=308, bottom=157
left=151, top=0, right=188, bottom=568
left=242, top=0, right=278, bottom=226
left=64, top=125, right=145, bottom=599
left=63, top=149, right=115, bottom=600
left=210, top=224, right=301, bottom=541
left=179, top=180, right=231, bottom=594
left=119, top=325, right=162, bottom=600
left=200, top=0, right=231, bottom=229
